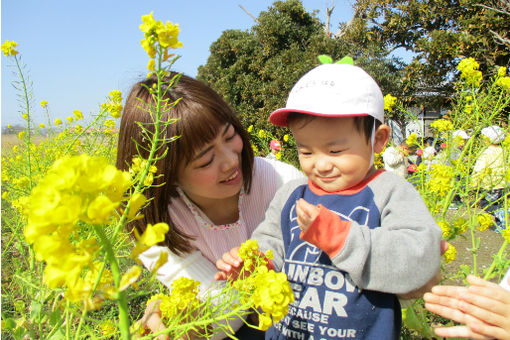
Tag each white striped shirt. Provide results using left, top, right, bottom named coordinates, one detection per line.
left=172, top=157, right=302, bottom=263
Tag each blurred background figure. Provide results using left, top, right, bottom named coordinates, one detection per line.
left=472, top=125, right=507, bottom=213
left=266, top=139, right=282, bottom=160
left=382, top=142, right=410, bottom=178
left=450, top=129, right=469, bottom=163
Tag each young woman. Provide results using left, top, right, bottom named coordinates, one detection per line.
left=116, top=72, right=303, bottom=339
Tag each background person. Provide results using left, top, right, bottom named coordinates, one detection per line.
left=266, top=139, right=282, bottom=160
left=472, top=125, right=508, bottom=213
left=382, top=142, right=410, bottom=178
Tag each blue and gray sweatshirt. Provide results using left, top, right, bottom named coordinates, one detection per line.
left=252, top=170, right=442, bottom=340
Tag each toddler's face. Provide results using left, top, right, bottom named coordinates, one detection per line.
left=290, top=116, right=375, bottom=192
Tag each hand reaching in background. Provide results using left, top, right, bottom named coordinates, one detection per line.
left=424, top=274, right=510, bottom=340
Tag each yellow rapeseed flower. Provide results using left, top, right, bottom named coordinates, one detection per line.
left=502, top=228, right=510, bottom=243
left=427, top=163, right=455, bottom=197
left=18, top=130, right=25, bottom=140
left=151, top=251, right=168, bottom=274
left=54, top=118, right=62, bottom=126
left=453, top=218, right=468, bottom=235
left=147, top=59, right=156, bottom=71
left=430, top=119, right=454, bottom=133
left=239, top=239, right=261, bottom=270
left=497, top=66, right=507, bottom=77
left=252, top=269, right=294, bottom=329
left=73, top=110, right=84, bottom=120
left=1, top=40, right=18, bottom=56
left=39, top=123, right=45, bottom=129
left=119, top=265, right=142, bottom=291
left=258, top=129, right=266, bottom=139
left=139, top=12, right=182, bottom=60
left=87, top=195, right=119, bottom=225
left=283, top=134, right=289, bottom=142
left=132, top=222, right=169, bottom=259
left=104, top=119, right=116, bottom=129
left=443, top=243, right=456, bottom=263
left=156, top=277, right=200, bottom=320
left=495, top=76, right=510, bottom=91
left=247, top=125, right=253, bottom=133
left=383, top=94, right=397, bottom=112
left=437, top=221, right=452, bottom=239
left=476, top=213, right=494, bottom=231
left=101, top=90, right=123, bottom=119
left=457, top=57, right=482, bottom=87
left=22, top=113, right=28, bottom=120
left=405, top=133, right=418, bottom=147
left=66, top=116, right=74, bottom=124
left=24, top=154, right=133, bottom=298
left=99, top=321, right=117, bottom=337
left=127, top=192, right=147, bottom=219
left=40, top=100, right=48, bottom=108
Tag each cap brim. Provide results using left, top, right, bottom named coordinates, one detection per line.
left=269, top=108, right=370, bottom=127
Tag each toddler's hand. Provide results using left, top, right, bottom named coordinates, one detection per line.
left=296, top=198, right=320, bottom=233
left=215, top=247, right=242, bottom=281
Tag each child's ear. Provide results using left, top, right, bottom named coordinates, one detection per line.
left=373, top=124, right=390, bottom=153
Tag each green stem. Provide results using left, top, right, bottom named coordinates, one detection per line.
left=64, top=111, right=106, bottom=155
left=141, top=301, right=253, bottom=340
left=66, top=300, right=71, bottom=339
left=93, top=225, right=131, bottom=340
left=112, top=50, right=169, bottom=241
left=470, top=221, right=478, bottom=277
left=483, top=240, right=508, bottom=281
left=73, top=306, right=88, bottom=340
left=14, top=55, right=33, bottom=191
left=45, top=107, right=52, bottom=138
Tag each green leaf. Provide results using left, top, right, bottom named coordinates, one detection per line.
left=3, top=317, right=16, bottom=330
left=402, top=306, right=422, bottom=331
left=336, top=56, right=354, bottom=65
left=30, top=300, right=42, bottom=321
left=318, top=55, right=333, bottom=64
left=49, top=310, right=62, bottom=326
left=47, top=329, right=66, bottom=340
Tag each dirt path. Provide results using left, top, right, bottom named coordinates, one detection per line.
left=443, top=226, right=506, bottom=285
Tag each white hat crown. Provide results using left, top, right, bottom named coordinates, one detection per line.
left=270, top=63, right=384, bottom=126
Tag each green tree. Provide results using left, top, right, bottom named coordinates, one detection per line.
left=198, top=0, right=349, bottom=141
left=198, top=0, right=410, bottom=146
left=345, top=0, right=510, bottom=110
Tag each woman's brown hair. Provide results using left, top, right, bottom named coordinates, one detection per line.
left=116, top=72, right=254, bottom=255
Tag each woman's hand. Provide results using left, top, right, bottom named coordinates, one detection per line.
left=424, top=275, right=510, bottom=340
left=140, top=299, right=169, bottom=340
left=215, top=247, right=242, bottom=281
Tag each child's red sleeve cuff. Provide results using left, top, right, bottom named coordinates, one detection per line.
left=301, top=204, right=351, bottom=258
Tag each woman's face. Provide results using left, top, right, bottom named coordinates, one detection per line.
left=176, top=123, right=244, bottom=206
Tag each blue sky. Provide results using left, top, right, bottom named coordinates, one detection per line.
left=1, top=0, right=353, bottom=127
